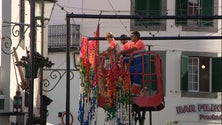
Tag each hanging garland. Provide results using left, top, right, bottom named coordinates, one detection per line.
left=78, top=37, right=99, bottom=125
left=104, top=59, right=118, bottom=120
left=78, top=36, right=133, bottom=125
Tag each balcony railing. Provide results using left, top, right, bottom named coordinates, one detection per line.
left=48, top=24, right=80, bottom=50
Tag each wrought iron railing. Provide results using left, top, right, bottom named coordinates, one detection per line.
left=42, top=69, right=78, bottom=92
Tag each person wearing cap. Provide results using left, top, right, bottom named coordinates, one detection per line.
left=118, top=31, right=145, bottom=56
left=120, top=34, right=133, bottom=51
left=103, top=32, right=120, bottom=55
left=118, top=31, right=146, bottom=95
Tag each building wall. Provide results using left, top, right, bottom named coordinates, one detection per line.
left=1, top=0, right=49, bottom=124
left=46, top=0, right=83, bottom=125
left=0, top=0, right=12, bottom=124
left=46, top=52, right=80, bottom=125
left=0, top=0, right=2, bottom=66
left=81, top=0, right=221, bottom=125
left=50, top=0, right=82, bottom=25
left=47, top=0, right=222, bottom=125
left=81, top=0, right=221, bottom=53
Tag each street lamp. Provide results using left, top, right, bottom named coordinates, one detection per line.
left=34, top=0, right=56, bottom=21
left=73, top=51, right=80, bottom=70
left=28, top=0, right=56, bottom=21
left=28, top=0, right=56, bottom=125
left=13, top=90, right=22, bottom=112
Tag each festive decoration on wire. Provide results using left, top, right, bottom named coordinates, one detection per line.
left=78, top=34, right=132, bottom=125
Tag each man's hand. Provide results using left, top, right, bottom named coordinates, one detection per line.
left=101, top=51, right=108, bottom=56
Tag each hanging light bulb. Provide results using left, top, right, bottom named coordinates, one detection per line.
left=201, top=64, right=205, bottom=69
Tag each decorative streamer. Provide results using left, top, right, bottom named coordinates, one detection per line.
left=78, top=37, right=164, bottom=125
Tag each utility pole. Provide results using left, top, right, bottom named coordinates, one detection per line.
left=29, top=0, right=36, bottom=124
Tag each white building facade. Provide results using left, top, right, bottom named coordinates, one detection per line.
left=47, top=0, right=222, bottom=125
left=0, top=0, right=221, bottom=125
left=1, top=0, right=52, bottom=124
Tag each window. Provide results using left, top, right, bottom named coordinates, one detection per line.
left=188, top=0, right=200, bottom=25
left=188, top=57, right=199, bottom=92
left=181, top=56, right=222, bottom=93
left=188, top=0, right=200, bottom=16
left=187, top=57, right=211, bottom=92
left=176, top=0, right=217, bottom=31
left=131, top=0, right=166, bottom=31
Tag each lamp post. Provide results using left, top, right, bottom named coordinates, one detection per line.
left=29, top=1, right=36, bottom=125
left=28, top=0, right=56, bottom=124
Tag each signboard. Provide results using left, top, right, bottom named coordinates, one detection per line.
left=176, top=104, right=222, bottom=120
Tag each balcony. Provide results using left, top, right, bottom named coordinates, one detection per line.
left=48, top=24, right=80, bottom=52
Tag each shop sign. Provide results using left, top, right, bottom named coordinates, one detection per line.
left=176, top=104, right=222, bottom=120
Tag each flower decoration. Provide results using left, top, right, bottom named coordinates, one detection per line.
left=16, top=51, right=54, bottom=68
left=15, top=51, right=54, bottom=78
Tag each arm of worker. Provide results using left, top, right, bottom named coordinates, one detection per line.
left=118, top=47, right=137, bottom=56
left=102, top=47, right=114, bottom=55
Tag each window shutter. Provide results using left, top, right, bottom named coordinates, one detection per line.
left=148, top=0, right=161, bottom=25
left=135, top=0, right=161, bottom=26
left=212, top=57, right=222, bottom=92
left=181, top=56, right=188, bottom=91
left=200, top=0, right=214, bottom=26
left=149, top=0, right=161, bottom=16
left=135, top=0, right=148, bottom=26
left=135, top=0, right=147, bottom=16
left=175, top=0, right=188, bottom=25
